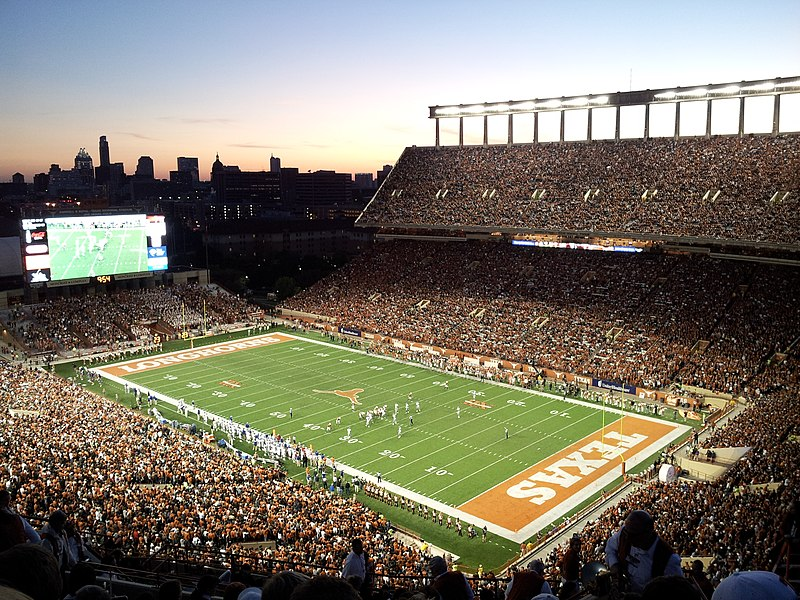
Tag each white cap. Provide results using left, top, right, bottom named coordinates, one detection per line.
left=711, top=571, right=797, bottom=600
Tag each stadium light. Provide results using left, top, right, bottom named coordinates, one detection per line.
left=678, top=88, right=709, bottom=98
left=464, top=104, right=487, bottom=114
left=742, top=82, right=775, bottom=92
left=429, top=76, right=799, bottom=121
left=562, top=97, right=589, bottom=107
left=435, top=106, right=461, bottom=116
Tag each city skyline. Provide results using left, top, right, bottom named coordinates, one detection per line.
left=2, top=0, right=799, bottom=182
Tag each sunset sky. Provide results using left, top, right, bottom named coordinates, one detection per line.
left=2, top=0, right=799, bottom=182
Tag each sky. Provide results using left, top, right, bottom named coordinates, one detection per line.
left=1, top=0, right=799, bottom=182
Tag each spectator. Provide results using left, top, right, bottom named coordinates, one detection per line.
left=605, top=509, right=683, bottom=594
left=640, top=575, right=702, bottom=600
left=0, top=544, right=62, bottom=600
left=262, top=571, right=311, bottom=600
left=688, top=560, right=715, bottom=599
left=710, top=570, right=797, bottom=600
left=39, top=510, right=73, bottom=574
left=341, top=538, right=367, bottom=591
left=74, top=586, right=111, bottom=600
left=505, top=559, right=553, bottom=600
left=237, top=588, right=262, bottom=600
left=158, top=580, right=183, bottom=600
left=0, top=489, right=26, bottom=551
left=189, top=575, right=219, bottom=600
left=556, top=535, right=582, bottom=588
left=222, top=582, right=247, bottom=600
left=428, top=556, right=474, bottom=600
left=288, top=575, right=361, bottom=600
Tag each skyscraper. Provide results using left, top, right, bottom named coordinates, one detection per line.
left=74, top=148, right=94, bottom=187
left=96, top=136, right=111, bottom=186
left=177, top=157, right=199, bottom=184
left=99, top=135, right=110, bottom=167
left=135, top=156, right=155, bottom=179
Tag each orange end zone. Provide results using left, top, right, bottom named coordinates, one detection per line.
left=458, top=416, right=679, bottom=532
left=96, top=333, right=294, bottom=377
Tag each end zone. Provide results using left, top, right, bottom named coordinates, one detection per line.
left=95, top=333, right=295, bottom=377
left=459, top=415, right=689, bottom=542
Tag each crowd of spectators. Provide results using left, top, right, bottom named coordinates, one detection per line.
left=362, top=135, right=800, bottom=245
left=282, top=239, right=800, bottom=395
left=0, top=361, right=425, bottom=587
left=1, top=348, right=798, bottom=598
left=0, top=274, right=797, bottom=599
left=0, top=284, right=255, bottom=356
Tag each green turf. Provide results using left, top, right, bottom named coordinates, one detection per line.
left=112, top=334, right=620, bottom=509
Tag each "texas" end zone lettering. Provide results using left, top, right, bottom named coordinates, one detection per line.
left=506, top=431, right=646, bottom=504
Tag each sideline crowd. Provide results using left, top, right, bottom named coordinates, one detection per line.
left=283, top=240, right=800, bottom=396
left=2, top=284, right=254, bottom=356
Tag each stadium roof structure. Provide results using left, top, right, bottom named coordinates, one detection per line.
left=428, top=76, right=800, bottom=144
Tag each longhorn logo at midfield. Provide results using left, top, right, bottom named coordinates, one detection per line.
left=313, top=388, right=364, bottom=407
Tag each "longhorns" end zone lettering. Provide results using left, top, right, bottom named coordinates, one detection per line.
left=97, top=333, right=293, bottom=377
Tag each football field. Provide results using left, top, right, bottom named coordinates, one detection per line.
left=94, top=332, right=689, bottom=542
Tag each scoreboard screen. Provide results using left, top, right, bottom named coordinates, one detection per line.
left=20, top=214, right=168, bottom=285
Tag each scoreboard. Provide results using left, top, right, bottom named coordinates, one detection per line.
left=20, top=213, right=168, bottom=286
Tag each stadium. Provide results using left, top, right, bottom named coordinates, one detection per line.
left=1, top=76, right=800, bottom=600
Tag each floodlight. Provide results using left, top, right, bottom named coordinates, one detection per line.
left=678, top=88, right=708, bottom=98
left=742, top=82, right=775, bottom=92
left=435, top=106, right=460, bottom=116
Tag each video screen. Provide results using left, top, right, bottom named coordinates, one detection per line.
left=21, top=214, right=168, bottom=285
